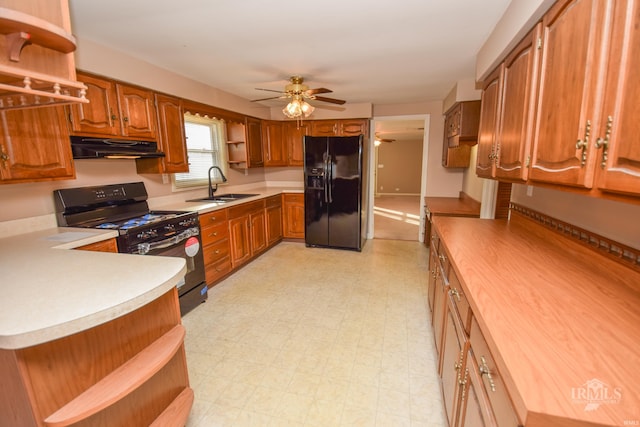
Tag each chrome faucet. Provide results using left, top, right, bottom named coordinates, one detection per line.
left=208, top=166, right=228, bottom=198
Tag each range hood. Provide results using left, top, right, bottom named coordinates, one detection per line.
left=70, top=136, right=165, bottom=159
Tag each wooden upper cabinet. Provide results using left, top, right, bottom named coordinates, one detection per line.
left=69, top=72, right=157, bottom=140
left=285, top=121, right=308, bottom=166
left=136, top=94, right=189, bottom=174
left=474, top=24, right=540, bottom=181
left=262, top=121, right=287, bottom=166
left=340, top=119, right=368, bottom=137
left=593, top=0, right=640, bottom=196
left=115, top=84, right=157, bottom=140
left=310, top=120, right=337, bottom=136
left=309, top=119, right=368, bottom=137
left=68, top=73, right=119, bottom=136
left=494, top=24, right=541, bottom=182
left=529, top=0, right=610, bottom=188
left=246, top=117, right=264, bottom=168
left=476, top=67, right=502, bottom=178
left=0, top=106, right=75, bottom=183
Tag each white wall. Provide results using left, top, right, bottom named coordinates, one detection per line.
left=511, top=185, right=640, bottom=249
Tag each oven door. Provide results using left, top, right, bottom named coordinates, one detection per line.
left=134, top=227, right=206, bottom=297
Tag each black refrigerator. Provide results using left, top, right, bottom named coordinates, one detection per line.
left=304, top=135, right=365, bottom=251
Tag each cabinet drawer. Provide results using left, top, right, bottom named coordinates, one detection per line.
left=470, top=318, right=520, bottom=427
left=265, top=194, right=282, bottom=209
left=448, top=270, right=472, bottom=336
left=201, top=222, right=229, bottom=247
left=200, top=209, right=228, bottom=226
left=203, top=239, right=230, bottom=265
left=205, top=257, right=232, bottom=284
left=228, top=199, right=265, bottom=218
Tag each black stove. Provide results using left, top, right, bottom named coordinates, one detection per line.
left=53, top=182, right=208, bottom=315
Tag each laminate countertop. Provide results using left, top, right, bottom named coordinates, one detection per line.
left=0, top=227, right=186, bottom=350
left=433, top=216, right=640, bottom=426
left=0, top=187, right=302, bottom=350
left=424, top=195, right=481, bottom=217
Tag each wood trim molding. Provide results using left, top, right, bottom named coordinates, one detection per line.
left=510, top=203, right=640, bottom=273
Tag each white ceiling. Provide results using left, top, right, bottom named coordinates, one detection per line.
left=68, top=0, right=510, bottom=138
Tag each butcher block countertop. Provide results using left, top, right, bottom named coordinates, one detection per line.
left=433, top=216, right=640, bottom=426
left=0, top=228, right=186, bottom=350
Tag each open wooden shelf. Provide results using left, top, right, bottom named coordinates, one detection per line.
left=0, top=7, right=77, bottom=59
left=149, top=387, right=194, bottom=427
left=44, top=325, right=186, bottom=427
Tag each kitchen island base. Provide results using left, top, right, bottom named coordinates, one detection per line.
left=0, top=288, right=192, bottom=427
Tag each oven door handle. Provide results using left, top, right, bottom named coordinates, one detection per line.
left=136, top=227, right=199, bottom=255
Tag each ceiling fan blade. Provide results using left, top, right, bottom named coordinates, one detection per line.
left=251, top=95, right=285, bottom=102
left=313, top=96, right=346, bottom=105
left=306, top=87, right=332, bottom=95
left=254, top=88, right=285, bottom=94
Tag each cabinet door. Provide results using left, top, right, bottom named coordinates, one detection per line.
left=495, top=25, right=541, bottom=182
left=246, top=117, right=264, bottom=167
left=266, top=205, right=283, bottom=246
left=155, top=94, right=188, bottom=173
left=115, top=84, right=157, bottom=139
left=262, top=121, right=287, bottom=166
left=529, top=0, right=610, bottom=188
left=340, top=119, right=368, bottom=136
left=310, top=120, right=338, bottom=136
left=68, top=73, right=119, bottom=136
left=250, top=210, right=267, bottom=255
left=594, top=0, right=640, bottom=196
left=283, top=194, right=305, bottom=238
left=229, top=216, right=251, bottom=268
left=137, top=94, right=188, bottom=174
left=457, top=354, right=497, bottom=427
left=286, top=122, right=308, bottom=166
left=441, top=301, right=466, bottom=426
left=0, top=107, right=75, bottom=182
left=476, top=66, right=502, bottom=178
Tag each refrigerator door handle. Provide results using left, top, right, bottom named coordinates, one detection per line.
left=327, top=154, right=333, bottom=203
left=323, top=155, right=329, bottom=203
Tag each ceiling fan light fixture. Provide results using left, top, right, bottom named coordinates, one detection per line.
left=282, top=95, right=315, bottom=118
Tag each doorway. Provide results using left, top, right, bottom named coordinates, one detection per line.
left=367, top=115, right=430, bottom=242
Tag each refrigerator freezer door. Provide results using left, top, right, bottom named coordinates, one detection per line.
left=304, top=137, right=330, bottom=247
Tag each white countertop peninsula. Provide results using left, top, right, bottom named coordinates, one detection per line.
left=0, top=227, right=186, bottom=350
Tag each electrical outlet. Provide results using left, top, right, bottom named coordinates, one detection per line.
left=526, top=185, right=534, bottom=197
left=380, top=186, right=384, bottom=191
left=395, top=188, right=400, bottom=192
left=378, top=164, right=384, bottom=168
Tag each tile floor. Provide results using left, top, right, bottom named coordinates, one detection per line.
left=182, top=240, right=446, bottom=426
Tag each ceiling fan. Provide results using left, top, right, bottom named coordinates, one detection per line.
left=252, top=76, right=346, bottom=118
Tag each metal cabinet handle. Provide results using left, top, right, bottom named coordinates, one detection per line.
left=449, top=288, right=461, bottom=301
left=575, top=120, right=591, bottom=167
left=595, top=116, right=612, bottom=169
left=479, top=356, right=496, bottom=392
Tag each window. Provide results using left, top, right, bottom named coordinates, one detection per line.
left=174, top=113, right=228, bottom=189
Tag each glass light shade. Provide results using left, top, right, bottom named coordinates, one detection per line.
left=282, top=99, right=303, bottom=118
left=301, top=101, right=314, bottom=117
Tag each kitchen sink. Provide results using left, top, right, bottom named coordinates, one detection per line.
left=186, top=193, right=259, bottom=203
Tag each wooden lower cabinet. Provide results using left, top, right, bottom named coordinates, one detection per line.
left=228, top=200, right=266, bottom=269
left=0, top=289, right=191, bottom=427
left=75, top=238, right=118, bottom=253
left=432, top=230, right=519, bottom=427
left=265, top=195, right=283, bottom=247
left=200, top=209, right=231, bottom=285
left=282, top=193, right=305, bottom=239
